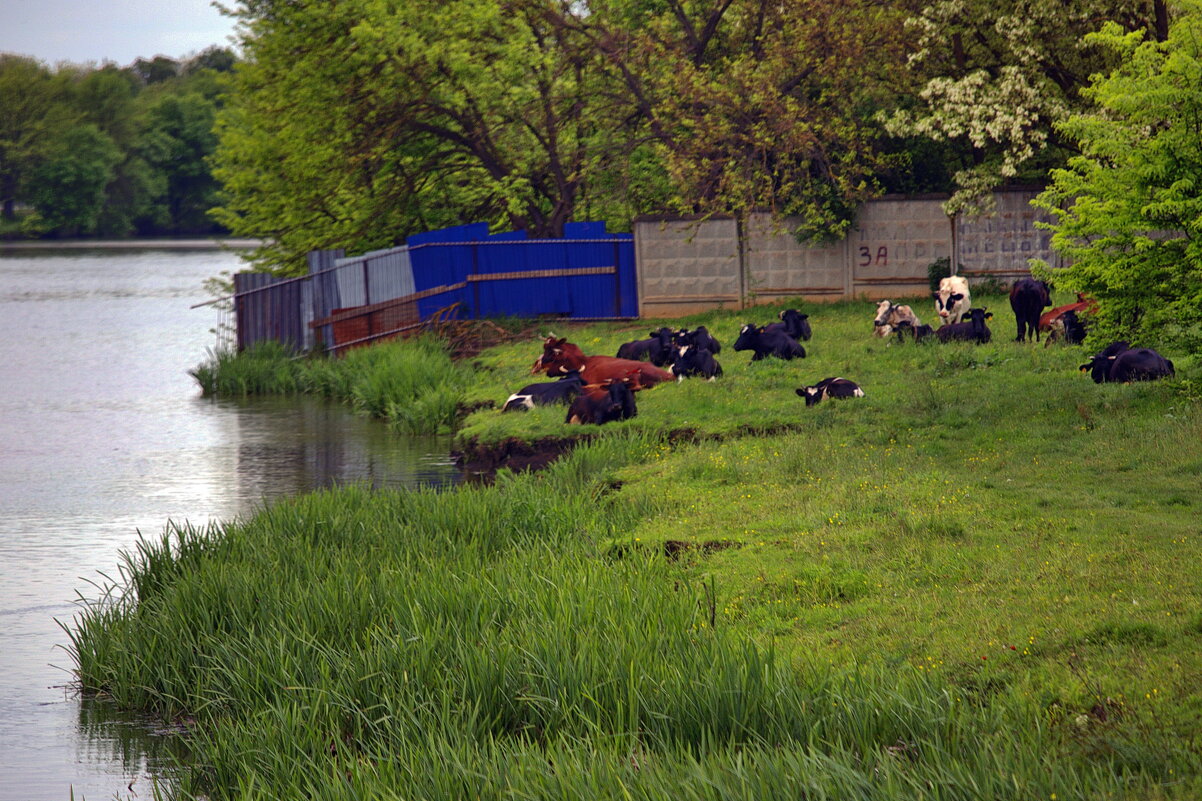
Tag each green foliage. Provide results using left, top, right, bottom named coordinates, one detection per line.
left=27, top=123, right=122, bottom=235
left=1033, top=3, right=1202, bottom=350
left=927, top=257, right=952, bottom=291
left=0, top=49, right=236, bottom=238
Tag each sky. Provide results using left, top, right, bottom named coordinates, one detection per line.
left=0, top=0, right=239, bottom=67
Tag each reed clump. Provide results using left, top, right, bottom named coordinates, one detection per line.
left=191, top=337, right=469, bottom=433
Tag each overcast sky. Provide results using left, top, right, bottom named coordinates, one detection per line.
left=0, top=0, right=239, bottom=67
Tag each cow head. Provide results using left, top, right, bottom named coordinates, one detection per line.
left=873, top=300, right=894, bottom=328
left=1080, top=341, right=1130, bottom=383
left=795, top=385, right=823, bottom=407
left=732, top=324, right=761, bottom=351
left=532, top=336, right=585, bottom=376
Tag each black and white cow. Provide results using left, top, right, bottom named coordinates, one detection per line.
left=934, top=275, right=972, bottom=325
left=795, top=377, right=864, bottom=407
left=1009, top=278, right=1051, bottom=342
left=565, top=379, right=638, bottom=424
left=668, top=344, right=722, bottom=381
left=764, top=308, right=812, bottom=342
left=673, top=325, right=722, bottom=354
left=936, top=307, right=992, bottom=344
left=1080, top=341, right=1175, bottom=383
left=732, top=323, right=806, bottom=361
left=502, top=370, right=585, bottom=412
left=616, top=327, right=675, bottom=366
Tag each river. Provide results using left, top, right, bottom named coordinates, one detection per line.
left=0, top=246, right=461, bottom=801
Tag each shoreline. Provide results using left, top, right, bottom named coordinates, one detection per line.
left=0, top=238, right=266, bottom=251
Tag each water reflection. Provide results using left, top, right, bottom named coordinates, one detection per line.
left=0, top=247, right=462, bottom=801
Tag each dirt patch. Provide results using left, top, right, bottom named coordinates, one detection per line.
left=454, top=435, right=590, bottom=481
left=662, top=539, right=742, bottom=560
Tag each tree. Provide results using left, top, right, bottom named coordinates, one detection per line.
left=1032, top=2, right=1202, bottom=351
left=556, top=0, right=914, bottom=241
left=212, top=0, right=620, bottom=273
left=884, top=0, right=1170, bottom=215
left=140, top=92, right=221, bottom=232
left=26, top=123, right=122, bottom=235
left=0, top=55, right=74, bottom=220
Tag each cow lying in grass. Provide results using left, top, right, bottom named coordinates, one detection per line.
left=533, top=336, right=673, bottom=387
left=873, top=300, right=922, bottom=338
left=733, top=324, right=806, bottom=361
left=1080, top=341, right=1175, bottom=383
left=668, top=344, right=722, bottom=381
left=616, top=327, right=675, bottom=366
left=565, top=378, right=638, bottom=425
left=764, top=308, right=812, bottom=342
left=502, top=370, right=585, bottom=412
left=795, top=377, right=864, bottom=406
left=936, top=307, right=992, bottom=344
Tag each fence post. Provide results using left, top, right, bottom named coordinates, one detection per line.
left=308, top=249, right=344, bottom=354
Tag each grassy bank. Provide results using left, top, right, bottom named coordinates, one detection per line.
left=75, top=295, right=1202, bottom=798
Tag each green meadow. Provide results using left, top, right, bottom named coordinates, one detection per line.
left=77, top=293, right=1202, bottom=799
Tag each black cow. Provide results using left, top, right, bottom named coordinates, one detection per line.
left=764, top=308, right=812, bottom=342
left=795, top=377, right=864, bottom=407
left=502, top=370, right=585, bottom=412
left=732, top=323, right=806, bottom=361
left=1080, top=341, right=1175, bottom=383
left=893, top=319, right=934, bottom=343
left=673, top=325, right=722, bottom=354
left=616, top=327, right=674, bottom=366
left=669, top=344, right=723, bottom=381
left=565, top=379, right=638, bottom=424
left=936, top=307, right=993, bottom=344
left=1009, top=278, right=1052, bottom=342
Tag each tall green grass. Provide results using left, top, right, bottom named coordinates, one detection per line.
left=70, top=436, right=1198, bottom=799
left=95, top=298, right=1202, bottom=798
left=191, top=337, right=469, bottom=433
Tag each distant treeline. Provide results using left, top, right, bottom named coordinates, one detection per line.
left=0, top=47, right=236, bottom=239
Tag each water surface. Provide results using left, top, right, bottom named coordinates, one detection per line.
left=0, top=247, right=459, bottom=801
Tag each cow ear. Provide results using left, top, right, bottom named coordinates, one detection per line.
left=931, top=292, right=940, bottom=299
left=984, top=312, right=993, bottom=319
left=795, top=388, right=806, bottom=397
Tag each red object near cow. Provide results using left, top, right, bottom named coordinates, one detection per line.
left=1039, top=293, right=1097, bottom=333
left=532, top=336, right=674, bottom=387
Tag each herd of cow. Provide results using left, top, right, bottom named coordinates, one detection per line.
left=500, top=275, right=1175, bottom=426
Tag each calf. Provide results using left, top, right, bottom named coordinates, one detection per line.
left=795, top=377, right=864, bottom=407
left=668, top=344, right=722, bottom=381
left=893, top=319, right=934, bottom=343
left=764, top=308, right=812, bottom=342
left=732, top=323, right=806, bottom=361
left=565, top=379, right=638, bottom=425
left=872, top=300, right=921, bottom=338
left=502, top=370, right=585, bottom=412
left=935, top=307, right=993, bottom=344
left=1009, top=278, right=1051, bottom=342
left=1080, top=341, right=1175, bottom=383
left=1039, top=293, right=1098, bottom=334
left=616, top=327, right=674, bottom=366
left=934, top=275, right=971, bottom=325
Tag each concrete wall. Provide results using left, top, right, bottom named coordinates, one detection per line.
left=634, top=190, right=1056, bottom=317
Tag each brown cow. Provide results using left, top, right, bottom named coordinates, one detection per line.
left=1039, top=293, right=1097, bottom=334
left=532, top=337, right=673, bottom=387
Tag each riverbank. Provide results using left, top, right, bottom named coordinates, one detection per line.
left=0, top=237, right=265, bottom=251
left=75, top=298, right=1202, bottom=799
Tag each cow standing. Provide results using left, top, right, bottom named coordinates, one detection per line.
left=934, top=275, right=971, bottom=325
left=1009, top=278, right=1051, bottom=342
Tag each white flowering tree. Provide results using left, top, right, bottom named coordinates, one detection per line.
left=884, top=0, right=1169, bottom=215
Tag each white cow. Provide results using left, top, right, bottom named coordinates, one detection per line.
left=934, top=275, right=971, bottom=325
